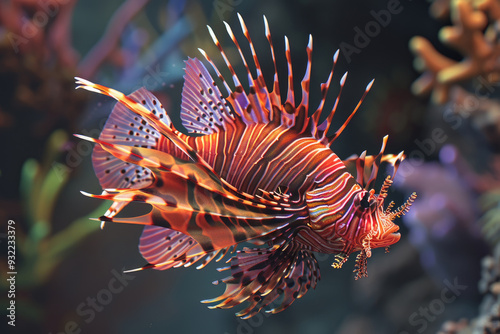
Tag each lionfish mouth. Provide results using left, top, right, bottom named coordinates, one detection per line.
left=389, top=226, right=401, bottom=238
left=377, top=175, right=417, bottom=231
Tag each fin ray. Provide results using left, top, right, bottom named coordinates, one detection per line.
left=205, top=241, right=320, bottom=318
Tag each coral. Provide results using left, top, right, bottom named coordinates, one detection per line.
left=409, top=2, right=500, bottom=333
left=0, top=0, right=194, bottom=330
left=436, top=244, right=500, bottom=333
left=0, top=0, right=79, bottom=67
left=479, top=190, right=500, bottom=246
left=410, top=0, right=500, bottom=104
left=410, top=1, right=500, bottom=151
left=0, top=38, right=87, bottom=138
left=446, top=86, right=500, bottom=151
left=394, top=153, right=488, bottom=299
left=436, top=319, right=469, bottom=334
left=429, top=0, right=453, bottom=20
left=397, top=143, right=500, bottom=332
left=77, top=0, right=151, bottom=79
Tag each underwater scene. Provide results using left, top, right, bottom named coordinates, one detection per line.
left=1, top=0, right=500, bottom=333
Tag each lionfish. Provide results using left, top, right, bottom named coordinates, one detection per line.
left=76, top=15, right=416, bottom=318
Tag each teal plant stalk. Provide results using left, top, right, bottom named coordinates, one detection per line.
left=0, top=129, right=107, bottom=322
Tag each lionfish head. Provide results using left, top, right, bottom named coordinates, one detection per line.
left=347, top=136, right=416, bottom=252
left=308, top=136, right=417, bottom=279
left=328, top=174, right=416, bottom=280
left=354, top=175, right=417, bottom=251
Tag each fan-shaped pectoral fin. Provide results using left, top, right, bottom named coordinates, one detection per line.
left=203, top=241, right=320, bottom=318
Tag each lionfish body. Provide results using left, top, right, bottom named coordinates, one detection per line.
left=77, top=15, right=416, bottom=318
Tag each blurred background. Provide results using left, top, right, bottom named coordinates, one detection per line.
left=1, top=0, right=500, bottom=333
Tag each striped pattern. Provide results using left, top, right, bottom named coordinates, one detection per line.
left=76, top=15, right=416, bottom=318
left=187, top=124, right=338, bottom=196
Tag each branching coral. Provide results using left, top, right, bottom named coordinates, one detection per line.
left=408, top=2, right=500, bottom=333
left=0, top=0, right=79, bottom=67
left=77, top=0, right=151, bottom=79
left=0, top=0, right=195, bottom=328
left=437, top=243, right=500, bottom=333
left=411, top=0, right=500, bottom=104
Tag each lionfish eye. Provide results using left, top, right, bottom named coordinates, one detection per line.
left=360, top=192, right=370, bottom=209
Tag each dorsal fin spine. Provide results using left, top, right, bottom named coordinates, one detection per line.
left=326, top=78, right=374, bottom=145
left=297, top=34, right=313, bottom=133
left=223, top=21, right=254, bottom=90
left=365, top=135, right=388, bottom=190
left=223, top=17, right=270, bottom=124
left=197, top=48, right=245, bottom=119
left=317, top=71, right=347, bottom=140
left=197, top=49, right=232, bottom=99
left=238, top=13, right=264, bottom=81
left=263, top=15, right=282, bottom=116
left=311, top=50, right=339, bottom=137
left=356, top=151, right=367, bottom=186
left=207, top=24, right=256, bottom=125
left=222, top=21, right=263, bottom=124
left=207, top=25, right=243, bottom=91
left=299, top=35, right=312, bottom=114
left=238, top=14, right=272, bottom=120
left=392, top=151, right=405, bottom=179
left=285, top=36, right=294, bottom=108
left=283, top=36, right=295, bottom=127
left=195, top=18, right=375, bottom=146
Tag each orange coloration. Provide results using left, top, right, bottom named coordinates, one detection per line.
left=77, top=15, right=415, bottom=318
